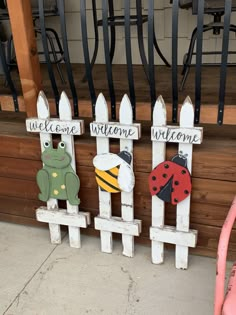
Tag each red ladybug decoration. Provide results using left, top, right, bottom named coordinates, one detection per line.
left=149, top=154, right=192, bottom=205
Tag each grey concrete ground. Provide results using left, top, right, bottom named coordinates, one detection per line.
left=0, top=222, right=230, bottom=315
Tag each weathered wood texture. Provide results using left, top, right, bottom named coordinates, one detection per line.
left=0, top=113, right=236, bottom=259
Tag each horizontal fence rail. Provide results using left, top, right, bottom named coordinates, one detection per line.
left=1, top=0, right=235, bottom=125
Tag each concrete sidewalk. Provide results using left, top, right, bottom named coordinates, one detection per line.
left=0, top=222, right=230, bottom=315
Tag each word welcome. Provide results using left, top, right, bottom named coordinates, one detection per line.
left=152, top=126, right=203, bottom=144
left=90, top=122, right=140, bottom=140
left=26, top=118, right=84, bottom=135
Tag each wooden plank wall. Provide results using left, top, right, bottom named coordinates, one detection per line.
left=0, top=115, right=236, bottom=260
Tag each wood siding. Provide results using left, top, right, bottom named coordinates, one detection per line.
left=0, top=113, right=236, bottom=260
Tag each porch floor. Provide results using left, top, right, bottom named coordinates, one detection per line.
left=0, top=222, right=232, bottom=315
left=2, top=64, right=236, bottom=106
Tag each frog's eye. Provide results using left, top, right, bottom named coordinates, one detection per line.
left=58, top=142, right=66, bottom=149
left=44, top=141, right=50, bottom=148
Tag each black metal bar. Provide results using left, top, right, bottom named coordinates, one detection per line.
left=218, top=0, right=232, bottom=125
left=108, top=0, right=116, bottom=64
left=102, top=0, right=116, bottom=119
left=148, top=0, right=156, bottom=113
left=80, top=0, right=96, bottom=117
left=0, top=39, right=18, bottom=111
left=172, top=0, right=179, bottom=123
left=57, top=0, right=78, bottom=117
left=124, top=0, right=136, bottom=119
left=194, top=0, right=204, bottom=124
left=82, top=0, right=99, bottom=83
left=38, top=0, right=59, bottom=114
left=136, top=0, right=149, bottom=83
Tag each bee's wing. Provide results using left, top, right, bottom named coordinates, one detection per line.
left=118, top=163, right=135, bottom=192
left=93, top=153, right=122, bottom=170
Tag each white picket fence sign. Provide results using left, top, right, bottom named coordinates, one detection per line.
left=26, top=91, right=90, bottom=248
left=150, top=96, right=203, bottom=269
left=90, top=93, right=142, bottom=257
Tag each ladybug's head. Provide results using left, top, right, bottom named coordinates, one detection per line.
left=172, top=153, right=187, bottom=167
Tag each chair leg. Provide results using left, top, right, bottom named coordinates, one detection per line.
left=153, top=31, right=170, bottom=67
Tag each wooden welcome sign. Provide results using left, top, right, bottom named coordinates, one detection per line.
left=26, top=91, right=90, bottom=248
left=90, top=93, right=141, bottom=257
left=149, top=96, right=203, bottom=269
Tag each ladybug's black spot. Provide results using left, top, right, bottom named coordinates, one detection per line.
left=174, top=181, right=179, bottom=186
left=162, top=174, right=168, bottom=178
left=184, top=190, right=189, bottom=194
left=181, top=170, right=186, bottom=175
left=152, top=176, right=156, bottom=181
left=153, top=187, right=157, bottom=191
left=164, top=164, right=169, bottom=169
left=174, top=198, right=178, bottom=203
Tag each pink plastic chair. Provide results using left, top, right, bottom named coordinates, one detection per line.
left=214, top=196, right=236, bottom=315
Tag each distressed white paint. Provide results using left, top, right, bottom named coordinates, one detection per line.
left=95, top=93, right=113, bottom=253
left=91, top=93, right=141, bottom=257
left=150, top=96, right=202, bottom=269
left=37, top=207, right=89, bottom=227
left=90, top=122, right=141, bottom=140
left=37, top=91, right=61, bottom=244
left=151, top=96, right=166, bottom=264
left=150, top=225, right=197, bottom=247
left=151, top=126, right=203, bottom=144
left=26, top=118, right=84, bottom=135
left=95, top=216, right=141, bottom=236
left=120, top=95, right=135, bottom=257
left=175, top=96, right=195, bottom=269
left=27, top=91, right=90, bottom=248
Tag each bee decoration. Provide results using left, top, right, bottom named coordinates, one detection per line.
left=149, top=152, right=192, bottom=205
left=93, top=150, right=135, bottom=193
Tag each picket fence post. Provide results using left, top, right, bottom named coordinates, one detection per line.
left=90, top=93, right=142, bottom=257
left=150, top=96, right=203, bottom=269
left=26, top=91, right=90, bottom=248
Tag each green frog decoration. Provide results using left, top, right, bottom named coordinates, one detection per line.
left=37, top=140, right=80, bottom=205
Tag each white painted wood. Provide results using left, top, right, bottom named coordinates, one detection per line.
left=37, top=91, right=61, bottom=244
left=27, top=91, right=90, bottom=248
left=151, top=126, right=203, bottom=144
left=90, top=122, right=141, bottom=140
left=92, top=94, right=141, bottom=257
left=176, top=96, right=195, bottom=269
left=95, top=216, right=141, bottom=236
left=36, top=207, right=89, bottom=227
left=151, top=96, right=166, bottom=264
left=120, top=94, right=135, bottom=257
left=59, top=92, right=81, bottom=248
left=26, top=117, right=84, bottom=135
left=95, top=93, right=113, bottom=253
left=150, top=226, right=197, bottom=247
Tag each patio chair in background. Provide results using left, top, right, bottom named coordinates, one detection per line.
left=177, top=0, right=236, bottom=90
left=214, top=196, right=236, bottom=315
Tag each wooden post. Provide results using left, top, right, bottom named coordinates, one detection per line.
left=7, top=0, right=42, bottom=117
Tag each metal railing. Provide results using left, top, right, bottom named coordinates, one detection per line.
left=1, top=0, right=235, bottom=125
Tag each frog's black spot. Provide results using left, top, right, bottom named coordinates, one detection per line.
left=184, top=190, right=189, bottom=194
left=162, top=174, right=168, bottom=178
left=153, top=186, right=157, bottom=191
left=164, top=164, right=169, bottom=169
left=174, top=181, right=179, bottom=186
left=152, top=176, right=156, bottom=181
left=181, top=170, right=186, bottom=175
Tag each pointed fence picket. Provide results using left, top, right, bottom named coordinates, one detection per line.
left=150, top=96, right=203, bottom=269
left=90, top=93, right=142, bottom=257
left=26, top=91, right=90, bottom=248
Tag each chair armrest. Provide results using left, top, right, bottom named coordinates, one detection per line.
left=214, top=196, right=236, bottom=315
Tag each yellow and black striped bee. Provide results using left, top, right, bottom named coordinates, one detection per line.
left=93, top=151, right=135, bottom=193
